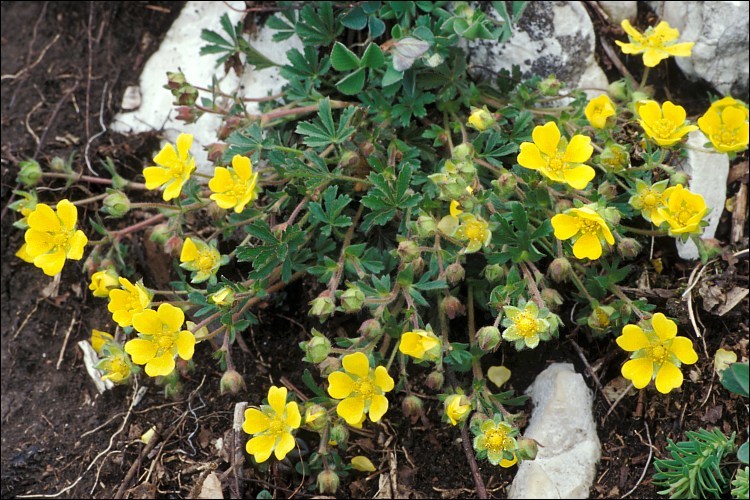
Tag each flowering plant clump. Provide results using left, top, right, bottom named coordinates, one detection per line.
left=15, top=3, right=746, bottom=493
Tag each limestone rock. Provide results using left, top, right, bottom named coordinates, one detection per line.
left=676, top=130, right=729, bottom=260
left=467, top=2, right=609, bottom=96
left=598, top=1, right=638, bottom=25
left=651, top=1, right=749, bottom=97
left=509, top=363, right=600, bottom=499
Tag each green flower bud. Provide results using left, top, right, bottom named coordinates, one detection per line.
left=397, top=240, right=420, bottom=263
left=402, top=395, right=424, bottom=421
left=455, top=160, right=476, bottom=179
left=304, top=403, right=327, bottom=431
left=302, top=331, right=332, bottom=363
left=102, top=190, right=131, bottom=218
left=441, top=295, right=465, bottom=320
left=317, top=470, right=340, bottom=494
left=452, top=143, right=474, bottom=162
left=597, top=181, right=618, bottom=200
left=443, top=177, right=469, bottom=200
left=602, top=207, right=621, bottom=227
left=467, top=107, right=496, bottom=132
left=209, top=286, right=235, bottom=307
left=670, top=171, right=690, bottom=186
left=309, top=292, right=335, bottom=321
left=328, top=423, right=349, bottom=449
left=415, top=213, right=437, bottom=239
left=491, top=171, right=517, bottom=196
left=318, top=356, right=341, bottom=377
left=631, top=90, right=651, bottom=104
left=49, top=156, right=67, bottom=172
left=483, top=264, right=504, bottom=283
left=517, top=437, right=539, bottom=460
left=219, top=369, right=246, bottom=395
left=338, top=150, right=360, bottom=169
left=149, top=223, right=171, bottom=245
left=617, top=238, right=642, bottom=259
left=587, top=305, right=615, bottom=336
left=598, top=143, right=630, bottom=172
left=17, top=159, right=42, bottom=187
left=340, top=285, right=365, bottom=314
left=165, top=71, right=188, bottom=90
left=538, top=75, right=562, bottom=96
left=426, top=370, right=444, bottom=391
left=476, top=326, right=501, bottom=351
left=358, top=319, right=382, bottom=341
left=540, top=288, right=563, bottom=311
left=548, top=257, right=572, bottom=283
left=445, top=262, right=465, bottom=285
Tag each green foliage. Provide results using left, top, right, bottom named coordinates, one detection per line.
left=721, top=362, right=749, bottom=398
left=200, top=13, right=277, bottom=69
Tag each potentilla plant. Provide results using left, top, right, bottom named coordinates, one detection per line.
left=11, top=2, right=748, bottom=495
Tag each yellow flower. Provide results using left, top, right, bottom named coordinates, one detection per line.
left=444, top=394, right=471, bottom=425
left=209, top=154, right=260, bottom=213
left=22, top=200, right=88, bottom=276
left=91, top=329, right=115, bottom=354
left=551, top=206, right=615, bottom=260
left=108, top=277, right=152, bottom=327
left=697, top=98, right=749, bottom=153
left=124, top=303, right=196, bottom=377
left=143, top=133, right=195, bottom=201
left=449, top=199, right=463, bottom=217
left=454, top=213, right=492, bottom=253
left=242, top=386, right=301, bottom=463
left=617, top=312, right=698, bottom=394
left=473, top=417, right=518, bottom=467
left=636, top=100, right=698, bottom=147
left=351, top=456, right=377, bottom=472
left=656, top=184, right=708, bottom=236
left=629, top=179, right=670, bottom=225
left=89, top=268, right=120, bottom=298
left=399, top=329, right=441, bottom=361
left=501, top=301, right=549, bottom=350
left=209, top=286, right=235, bottom=307
left=327, top=352, right=394, bottom=426
left=180, top=238, right=222, bottom=283
left=467, top=106, right=495, bottom=132
left=96, top=342, right=134, bottom=384
left=615, top=20, right=694, bottom=67
left=15, top=244, right=35, bottom=263
left=585, top=94, right=616, bottom=129
left=517, top=122, right=595, bottom=189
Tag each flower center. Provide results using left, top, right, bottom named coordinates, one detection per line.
left=579, top=219, right=600, bottom=235
left=653, top=118, right=676, bottom=138
left=484, top=428, right=510, bottom=454
left=514, top=313, right=538, bottom=338
left=110, top=358, right=127, bottom=376
left=718, top=129, right=736, bottom=145
left=169, top=160, right=188, bottom=178
left=547, top=153, right=566, bottom=173
left=197, top=251, right=215, bottom=272
left=465, top=220, right=485, bottom=242
left=674, top=202, right=696, bottom=225
left=268, top=417, right=285, bottom=437
left=642, top=192, right=659, bottom=209
left=354, top=378, right=375, bottom=398
left=155, top=333, right=174, bottom=352
left=648, top=343, right=669, bottom=364
left=53, top=230, right=71, bottom=249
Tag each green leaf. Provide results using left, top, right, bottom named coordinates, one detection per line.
left=360, top=43, right=385, bottom=68
left=296, top=2, right=341, bottom=46
left=331, top=42, right=361, bottom=71
left=219, top=13, right=237, bottom=42
left=302, top=369, right=326, bottom=397
left=295, top=98, right=357, bottom=148
left=510, top=201, right=528, bottom=231
left=239, top=40, right=278, bottom=70
left=382, top=64, right=404, bottom=87
left=739, top=440, right=749, bottom=464
left=200, top=29, right=232, bottom=48
left=308, top=185, right=352, bottom=236
left=341, top=6, right=368, bottom=30
left=336, top=68, right=366, bottom=95
left=721, top=362, right=749, bottom=397
left=369, top=16, right=386, bottom=38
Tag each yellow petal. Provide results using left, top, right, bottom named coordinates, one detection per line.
left=125, top=338, right=157, bottom=364
left=532, top=122, right=561, bottom=157
left=617, top=325, right=649, bottom=351
left=399, top=332, right=426, bottom=358
left=158, top=303, right=184, bottom=332
left=642, top=48, right=667, bottom=67
left=180, top=238, right=198, bottom=263
left=517, top=142, right=546, bottom=170
left=327, top=371, right=355, bottom=399
left=500, top=454, right=518, bottom=468
left=162, top=179, right=184, bottom=201
left=56, top=199, right=78, bottom=230
left=274, top=432, right=295, bottom=460
left=374, top=365, right=394, bottom=392
left=232, top=155, right=252, bottom=180
left=132, top=309, right=161, bottom=336
left=90, top=329, right=114, bottom=353
left=284, top=402, right=301, bottom=429
left=572, top=232, right=603, bottom=260
left=665, top=42, right=694, bottom=58
left=337, top=395, right=365, bottom=425
left=621, top=20, right=643, bottom=41
left=368, top=394, right=389, bottom=422
left=351, top=456, right=377, bottom=472
left=342, top=351, right=370, bottom=378
left=176, top=330, right=195, bottom=360
left=637, top=100, right=662, bottom=124
left=616, top=40, right=643, bottom=54
left=563, top=165, right=595, bottom=190
left=662, top=101, right=687, bottom=126
left=24, top=229, right=54, bottom=256
left=653, top=21, right=679, bottom=42
left=655, top=362, right=683, bottom=394
left=551, top=214, right=580, bottom=240
left=622, top=357, right=654, bottom=389
left=449, top=200, right=463, bottom=217
left=247, top=434, right=275, bottom=463
left=34, top=248, right=66, bottom=276
left=176, top=133, right=193, bottom=159
left=143, top=166, right=169, bottom=189
left=145, top=352, right=176, bottom=377
left=243, top=408, right=271, bottom=434
left=153, top=144, right=178, bottom=167
left=209, top=167, right=232, bottom=193
left=67, top=230, right=88, bottom=260
left=267, top=386, right=288, bottom=415
left=670, top=337, right=698, bottom=364
left=28, top=203, right=61, bottom=232
left=16, top=244, right=35, bottom=263
left=210, top=193, right=238, bottom=209
left=651, top=313, right=677, bottom=341
left=564, top=135, right=593, bottom=163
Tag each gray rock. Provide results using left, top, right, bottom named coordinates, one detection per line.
left=509, top=363, right=600, bottom=499
left=651, top=1, right=749, bottom=97
left=598, top=1, right=638, bottom=25
left=676, top=130, right=729, bottom=260
left=467, top=2, right=609, bottom=95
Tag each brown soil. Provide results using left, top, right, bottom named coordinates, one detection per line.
left=1, top=2, right=748, bottom=499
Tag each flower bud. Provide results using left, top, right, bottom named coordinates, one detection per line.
left=341, top=286, right=365, bottom=314
left=328, top=423, right=349, bottom=448
left=318, top=356, right=341, bottom=377
left=397, top=240, right=420, bottom=263
left=219, top=369, right=246, bottom=395
left=483, top=264, right=504, bottom=283
left=548, top=257, right=572, bottom=283
left=358, top=319, right=382, bottom=341
left=304, top=403, right=327, bottom=431
left=402, top=395, right=424, bottom=421
left=175, top=105, right=199, bottom=124
left=17, top=159, right=42, bottom=187
left=517, top=437, right=539, bottom=460
left=617, top=238, right=642, bottom=259
left=540, top=288, right=563, bottom=311
left=102, top=190, right=131, bottom=218
left=206, top=143, right=227, bottom=164
left=598, top=143, right=630, bottom=172
left=301, top=331, right=332, bottom=363
left=476, top=326, right=501, bottom=351
left=415, top=213, right=437, bottom=239
left=597, top=181, right=618, bottom=200
left=164, top=235, right=184, bottom=257
left=538, top=74, right=562, bottom=96
left=467, top=107, right=495, bottom=132
left=425, top=52, right=444, bottom=68
left=49, top=156, right=67, bottom=172
left=555, top=198, right=573, bottom=212
left=587, top=305, right=615, bottom=336
left=309, top=292, right=335, bottom=321
left=426, top=370, right=444, bottom=391
left=608, top=79, right=629, bottom=101
left=670, top=171, right=690, bottom=186
left=452, top=143, right=474, bottom=162
left=317, top=470, right=340, bottom=494
left=443, top=176, right=469, bottom=200
left=492, top=171, right=517, bottom=196
left=338, top=150, right=360, bottom=169
left=165, top=71, right=187, bottom=90
left=441, top=295, right=465, bottom=320
left=209, top=286, right=235, bottom=307
left=445, top=262, right=465, bottom=285
left=149, top=223, right=171, bottom=245
left=631, top=90, right=651, bottom=104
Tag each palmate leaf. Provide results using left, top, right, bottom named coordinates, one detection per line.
left=236, top=220, right=306, bottom=282
left=308, top=185, right=352, bottom=236
left=295, top=98, right=357, bottom=149
left=331, top=42, right=360, bottom=71
left=283, top=152, right=332, bottom=191
left=296, top=2, right=342, bottom=46
left=360, top=163, right=422, bottom=231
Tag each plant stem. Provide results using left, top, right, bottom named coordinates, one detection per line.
left=520, top=262, right=544, bottom=308
left=467, top=285, right=483, bottom=381
left=639, top=67, right=651, bottom=89
left=568, top=268, right=596, bottom=303
left=609, top=284, right=647, bottom=320
left=42, top=172, right=147, bottom=190
left=620, top=225, right=668, bottom=237
left=71, top=193, right=109, bottom=206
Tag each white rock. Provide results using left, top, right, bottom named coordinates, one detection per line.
left=467, top=2, right=609, bottom=96
left=121, top=85, right=141, bottom=111
left=598, top=1, right=638, bottom=25
left=110, top=1, right=303, bottom=174
left=651, top=1, right=749, bottom=97
left=676, top=130, right=729, bottom=260
left=509, top=363, right=600, bottom=499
